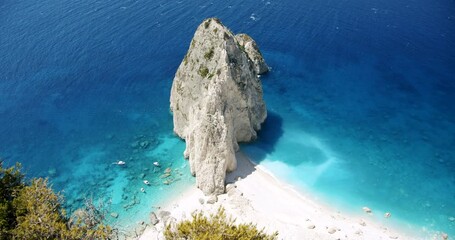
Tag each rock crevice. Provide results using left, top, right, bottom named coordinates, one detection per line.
left=170, top=18, right=268, bottom=195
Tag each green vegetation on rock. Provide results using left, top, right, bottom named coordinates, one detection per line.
left=164, top=207, right=278, bottom=240
left=198, top=65, right=209, bottom=78
left=204, top=48, right=214, bottom=60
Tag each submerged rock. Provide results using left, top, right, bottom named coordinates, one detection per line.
left=362, top=206, right=372, bottom=214
left=48, top=168, right=57, bottom=177
left=170, top=18, right=267, bottom=195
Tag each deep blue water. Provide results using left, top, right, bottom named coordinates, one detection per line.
left=1, top=0, right=454, bottom=237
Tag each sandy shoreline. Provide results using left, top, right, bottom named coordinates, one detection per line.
left=138, top=152, right=429, bottom=240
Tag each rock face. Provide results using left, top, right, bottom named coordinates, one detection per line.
left=170, top=18, right=267, bottom=195
left=235, top=33, right=269, bottom=74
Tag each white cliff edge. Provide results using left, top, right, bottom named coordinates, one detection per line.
left=169, top=18, right=268, bottom=195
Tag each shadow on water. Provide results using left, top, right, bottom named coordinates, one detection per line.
left=247, top=111, right=284, bottom=163
left=226, top=111, right=283, bottom=183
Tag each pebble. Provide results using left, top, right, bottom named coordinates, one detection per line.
left=307, top=224, right=316, bottom=229
left=110, top=212, right=119, bottom=218
left=206, top=195, right=218, bottom=204
left=226, top=183, right=236, bottom=192
left=327, top=227, right=337, bottom=234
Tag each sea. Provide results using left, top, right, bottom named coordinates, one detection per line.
left=1, top=0, right=454, bottom=238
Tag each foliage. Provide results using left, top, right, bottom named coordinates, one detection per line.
left=198, top=65, right=209, bottom=78
left=164, top=207, right=278, bottom=240
left=0, top=161, right=24, bottom=239
left=13, top=178, right=72, bottom=239
left=0, top=161, right=113, bottom=240
left=204, top=48, right=214, bottom=60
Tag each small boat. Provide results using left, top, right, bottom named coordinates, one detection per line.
left=153, top=161, right=160, bottom=167
left=113, top=160, right=126, bottom=165
left=140, top=188, right=145, bottom=192
left=143, top=180, right=150, bottom=185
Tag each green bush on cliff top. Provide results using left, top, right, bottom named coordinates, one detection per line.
left=164, top=207, right=278, bottom=240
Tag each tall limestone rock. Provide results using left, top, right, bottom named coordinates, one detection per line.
left=170, top=18, right=267, bottom=195
left=235, top=33, right=269, bottom=74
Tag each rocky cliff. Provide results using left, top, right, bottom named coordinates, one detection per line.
left=235, top=33, right=269, bottom=74
left=170, top=18, right=267, bottom=195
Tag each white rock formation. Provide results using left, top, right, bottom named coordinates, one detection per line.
left=170, top=18, right=267, bottom=195
left=235, top=33, right=269, bottom=74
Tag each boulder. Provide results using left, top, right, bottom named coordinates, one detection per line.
left=149, top=211, right=159, bottom=225
left=226, top=183, right=237, bottom=193
left=158, top=210, right=171, bottom=223
left=327, top=227, right=337, bottom=234
left=307, top=224, right=316, bottom=229
left=206, top=195, right=218, bottom=204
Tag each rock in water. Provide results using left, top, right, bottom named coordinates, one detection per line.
left=149, top=212, right=159, bottom=225
left=235, top=33, right=269, bottom=74
left=170, top=18, right=267, bottom=195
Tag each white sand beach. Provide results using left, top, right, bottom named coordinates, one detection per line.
left=139, top=152, right=426, bottom=240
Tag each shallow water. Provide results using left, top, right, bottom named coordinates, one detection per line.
left=1, top=0, right=454, bottom=237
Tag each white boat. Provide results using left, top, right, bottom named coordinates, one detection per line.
left=113, top=160, right=126, bottom=165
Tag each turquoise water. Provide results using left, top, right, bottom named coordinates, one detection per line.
left=1, top=0, right=454, bottom=237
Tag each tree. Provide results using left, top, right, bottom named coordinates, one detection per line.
left=0, top=161, right=113, bottom=239
left=12, top=178, right=70, bottom=239
left=0, top=161, right=24, bottom=239
left=164, top=207, right=278, bottom=240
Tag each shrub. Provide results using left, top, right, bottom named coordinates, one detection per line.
left=198, top=65, right=209, bottom=78
left=204, top=48, right=214, bottom=60
left=13, top=178, right=72, bottom=239
left=0, top=161, right=113, bottom=240
left=0, top=161, right=24, bottom=239
left=164, top=207, right=278, bottom=240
